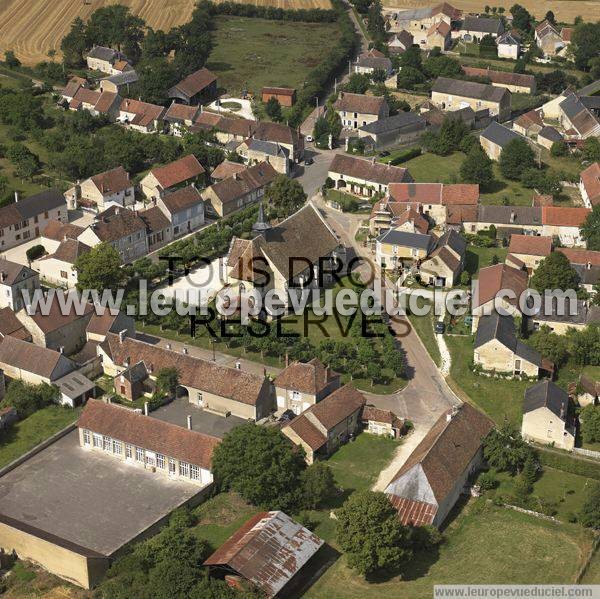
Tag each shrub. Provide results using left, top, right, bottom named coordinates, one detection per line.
left=539, top=449, right=600, bottom=480
left=389, top=146, right=421, bottom=165
left=25, top=244, right=45, bottom=262
left=460, top=271, right=471, bottom=286
left=477, top=470, right=498, bottom=491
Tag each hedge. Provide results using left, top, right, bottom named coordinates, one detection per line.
left=539, top=448, right=600, bottom=481
left=207, top=1, right=337, bottom=23
left=389, top=147, right=421, bottom=166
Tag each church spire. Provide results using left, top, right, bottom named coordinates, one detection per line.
left=252, top=201, right=271, bottom=235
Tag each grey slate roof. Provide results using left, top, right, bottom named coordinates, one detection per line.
left=573, top=264, right=600, bottom=286
left=480, top=121, right=521, bottom=147
left=14, top=189, right=65, bottom=220
left=581, top=96, right=600, bottom=111
left=461, top=16, right=504, bottom=35
left=432, top=77, right=508, bottom=103
left=101, top=70, right=139, bottom=86
left=245, top=138, right=289, bottom=158
left=538, top=125, right=563, bottom=142
left=356, top=55, right=392, bottom=71
left=474, top=312, right=541, bottom=366
left=533, top=299, right=600, bottom=326
left=87, top=46, right=120, bottom=62
left=477, top=205, right=542, bottom=226
left=436, top=229, right=466, bottom=257
left=523, top=380, right=568, bottom=419
left=377, top=229, right=434, bottom=251
left=360, top=112, right=426, bottom=135
left=497, top=32, right=521, bottom=45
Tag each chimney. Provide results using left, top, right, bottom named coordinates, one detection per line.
left=124, top=357, right=130, bottom=367
left=0, top=272, right=6, bottom=282
left=285, top=352, right=289, bottom=367
left=144, top=402, right=149, bottom=416
left=587, top=261, right=592, bottom=270
left=182, top=346, right=188, bottom=355
left=446, top=411, right=453, bottom=422
left=510, top=211, right=516, bottom=223
left=187, top=415, right=192, bottom=430
left=118, top=329, right=127, bottom=343
left=13, top=191, right=18, bottom=203
left=235, top=360, right=241, bottom=370
left=59, top=346, right=64, bottom=354
left=166, top=343, right=171, bottom=350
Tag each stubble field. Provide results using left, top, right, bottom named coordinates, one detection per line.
left=0, top=0, right=332, bottom=66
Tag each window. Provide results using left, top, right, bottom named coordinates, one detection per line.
left=145, top=454, right=155, bottom=467
left=103, top=435, right=111, bottom=451
left=60, top=271, right=68, bottom=279
left=190, top=464, right=200, bottom=480
left=23, top=231, right=30, bottom=240
left=83, top=429, right=90, bottom=446
left=292, top=390, right=301, bottom=401
left=34, top=215, right=38, bottom=224
left=179, top=461, right=190, bottom=477
left=125, top=444, right=132, bottom=459
left=93, top=433, right=102, bottom=448
left=44, top=211, right=48, bottom=218
left=197, top=392, right=203, bottom=406
left=112, top=440, right=122, bottom=455
left=136, top=447, right=144, bottom=462
left=169, top=458, right=176, bottom=475
left=156, top=453, right=165, bottom=469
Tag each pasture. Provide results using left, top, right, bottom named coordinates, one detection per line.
left=383, top=0, right=600, bottom=22
left=0, top=0, right=332, bottom=66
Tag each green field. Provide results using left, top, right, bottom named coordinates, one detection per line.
left=207, top=15, right=342, bottom=96
left=0, top=406, right=80, bottom=468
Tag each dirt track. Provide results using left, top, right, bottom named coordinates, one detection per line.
left=0, top=0, right=332, bottom=66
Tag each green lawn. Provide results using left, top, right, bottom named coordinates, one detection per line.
left=581, top=548, right=600, bottom=584
left=465, top=245, right=508, bottom=278
left=307, top=501, right=591, bottom=598
left=445, top=334, right=528, bottom=426
left=407, top=304, right=441, bottom=366
left=0, top=406, right=80, bottom=468
left=207, top=15, right=342, bottom=96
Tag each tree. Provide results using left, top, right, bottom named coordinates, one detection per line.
left=423, top=55, right=462, bottom=78
left=460, top=271, right=471, bottom=286
left=6, top=144, right=39, bottom=181
left=483, top=421, right=538, bottom=475
left=530, top=251, right=580, bottom=293
left=521, top=168, right=562, bottom=198
left=528, top=325, right=569, bottom=366
left=0, top=380, right=58, bottom=418
left=4, top=50, right=20, bottom=69
left=301, top=462, right=336, bottom=509
left=344, top=73, right=371, bottom=94
left=480, top=34, right=498, bottom=56
left=582, top=205, right=600, bottom=251
left=521, top=454, right=537, bottom=490
left=336, top=490, right=412, bottom=576
left=397, top=66, right=425, bottom=89
left=499, top=137, right=535, bottom=180
left=544, top=10, right=556, bottom=24
left=156, top=367, right=179, bottom=397
left=134, top=58, right=179, bottom=105
left=400, top=46, right=422, bottom=70
left=460, top=145, right=494, bottom=187
left=510, top=4, right=533, bottom=32
left=263, top=175, right=306, bottom=218
left=60, top=17, right=87, bottom=67
left=580, top=481, right=600, bottom=529
left=26, top=244, right=45, bottom=263
left=571, top=22, right=600, bottom=71
left=583, top=137, right=600, bottom=162
left=581, top=405, right=600, bottom=443
left=550, top=140, right=569, bottom=157
left=74, top=242, right=125, bottom=292
left=367, top=0, right=386, bottom=45
left=264, top=96, right=282, bottom=122
left=211, top=423, right=306, bottom=511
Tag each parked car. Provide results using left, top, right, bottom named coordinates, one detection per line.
left=306, top=135, right=314, bottom=142
left=434, top=321, right=445, bottom=334
left=279, top=409, right=295, bottom=423
left=305, top=157, right=314, bottom=165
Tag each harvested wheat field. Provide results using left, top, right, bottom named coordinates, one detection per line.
left=0, top=0, right=331, bottom=66
left=383, top=0, right=600, bottom=22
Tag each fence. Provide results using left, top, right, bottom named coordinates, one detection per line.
left=574, top=447, right=600, bottom=460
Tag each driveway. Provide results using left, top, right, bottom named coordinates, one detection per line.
left=208, top=97, right=255, bottom=120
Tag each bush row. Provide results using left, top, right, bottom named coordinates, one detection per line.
left=539, top=449, right=600, bottom=481
left=207, top=0, right=337, bottom=22
left=389, top=147, right=421, bottom=166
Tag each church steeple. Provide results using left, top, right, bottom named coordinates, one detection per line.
left=252, top=201, right=271, bottom=235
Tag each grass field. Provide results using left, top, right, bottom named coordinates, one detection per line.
left=407, top=303, right=442, bottom=366
left=207, top=15, right=341, bottom=95
left=382, top=0, right=600, bottom=22
left=0, top=405, right=80, bottom=468
left=308, top=501, right=592, bottom=598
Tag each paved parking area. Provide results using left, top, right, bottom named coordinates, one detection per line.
left=0, top=431, right=200, bottom=556
left=151, top=398, right=247, bottom=438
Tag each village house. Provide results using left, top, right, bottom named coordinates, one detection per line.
left=574, top=373, right=599, bottom=407
left=479, top=121, right=524, bottom=160
left=388, top=30, right=414, bottom=54
left=362, top=406, right=405, bottom=438
left=0, top=307, right=32, bottom=342
left=0, top=189, right=67, bottom=251
left=419, top=229, right=467, bottom=287
left=462, top=66, right=535, bottom=95
left=225, top=203, right=341, bottom=312
left=513, top=110, right=544, bottom=138
left=530, top=298, right=600, bottom=334
left=354, top=49, right=393, bottom=76
left=235, top=138, right=290, bottom=175
left=98, top=70, right=139, bottom=95
left=155, top=184, right=204, bottom=238
left=558, top=93, right=600, bottom=140
left=99, top=333, right=274, bottom=420
left=431, top=77, right=511, bottom=120
left=274, top=358, right=341, bottom=415
left=375, top=229, right=434, bottom=269
left=78, top=399, right=220, bottom=486
left=168, top=68, right=217, bottom=105
left=139, top=206, right=173, bottom=251
left=425, top=20, right=452, bottom=50
left=64, top=166, right=135, bottom=211
left=16, top=290, right=94, bottom=354
left=580, top=162, right=600, bottom=208
left=140, top=154, right=205, bottom=200
left=0, top=260, right=39, bottom=312
left=369, top=201, right=430, bottom=236
left=328, top=155, right=413, bottom=197
left=163, top=102, right=201, bottom=137
left=474, top=312, right=543, bottom=377
left=40, top=220, right=84, bottom=246
left=117, top=98, right=165, bottom=134
left=558, top=248, right=600, bottom=295
left=210, top=160, right=247, bottom=182
left=78, top=206, right=149, bottom=264
left=389, top=3, right=461, bottom=46
left=507, top=234, right=552, bottom=273
left=261, top=87, right=296, bottom=107
left=0, top=335, right=75, bottom=386
left=534, top=20, right=568, bottom=57
left=85, top=46, right=129, bottom=74
left=521, top=380, right=574, bottom=450
left=541, top=206, right=589, bottom=247
left=36, top=239, right=91, bottom=288
left=471, top=263, right=528, bottom=332
left=458, top=16, right=504, bottom=41
left=388, top=182, right=479, bottom=226
left=467, top=205, right=542, bottom=236
left=386, top=403, right=493, bottom=527
left=202, top=161, right=278, bottom=218
left=333, top=92, right=390, bottom=130
left=357, top=111, right=428, bottom=149
left=282, top=384, right=365, bottom=464
left=496, top=31, right=521, bottom=59
left=204, top=511, right=324, bottom=598
left=537, top=126, right=564, bottom=151
left=68, top=87, right=121, bottom=119
left=61, top=76, right=89, bottom=103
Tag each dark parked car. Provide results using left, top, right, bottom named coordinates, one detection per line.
left=279, top=409, right=296, bottom=423
left=305, top=157, right=314, bottom=165
left=434, top=321, right=445, bottom=334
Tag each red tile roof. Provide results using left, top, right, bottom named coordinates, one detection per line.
left=78, top=400, right=220, bottom=470
left=474, top=263, right=528, bottom=308
left=262, top=87, right=295, bottom=96
left=558, top=248, right=600, bottom=266
left=508, top=234, right=552, bottom=256
left=330, top=155, right=411, bottom=186
left=171, top=68, right=217, bottom=99
left=90, top=166, right=131, bottom=195
left=274, top=358, right=339, bottom=395
left=542, top=206, right=590, bottom=227
left=392, top=206, right=429, bottom=234
left=389, top=183, right=479, bottom=205
left=286, top=415, right=327, bottom=450
left=119, top=98, right=165, bottom=127
left=387, top=496, right=437, bottom=526
left=581, top=163, right=600, bottom=206
left=462, top=66, right=535, bottom=89
left=163, top=103, right=200, bottom=122
left=333, top=92, right=386, bottom=115
left=42, top=220, right=84, bottom=242
left=150, top=154, right=205, bottom=190
left=211, top=160, right=247, bottom=181
left=160, top=185, right=203, bottom=214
